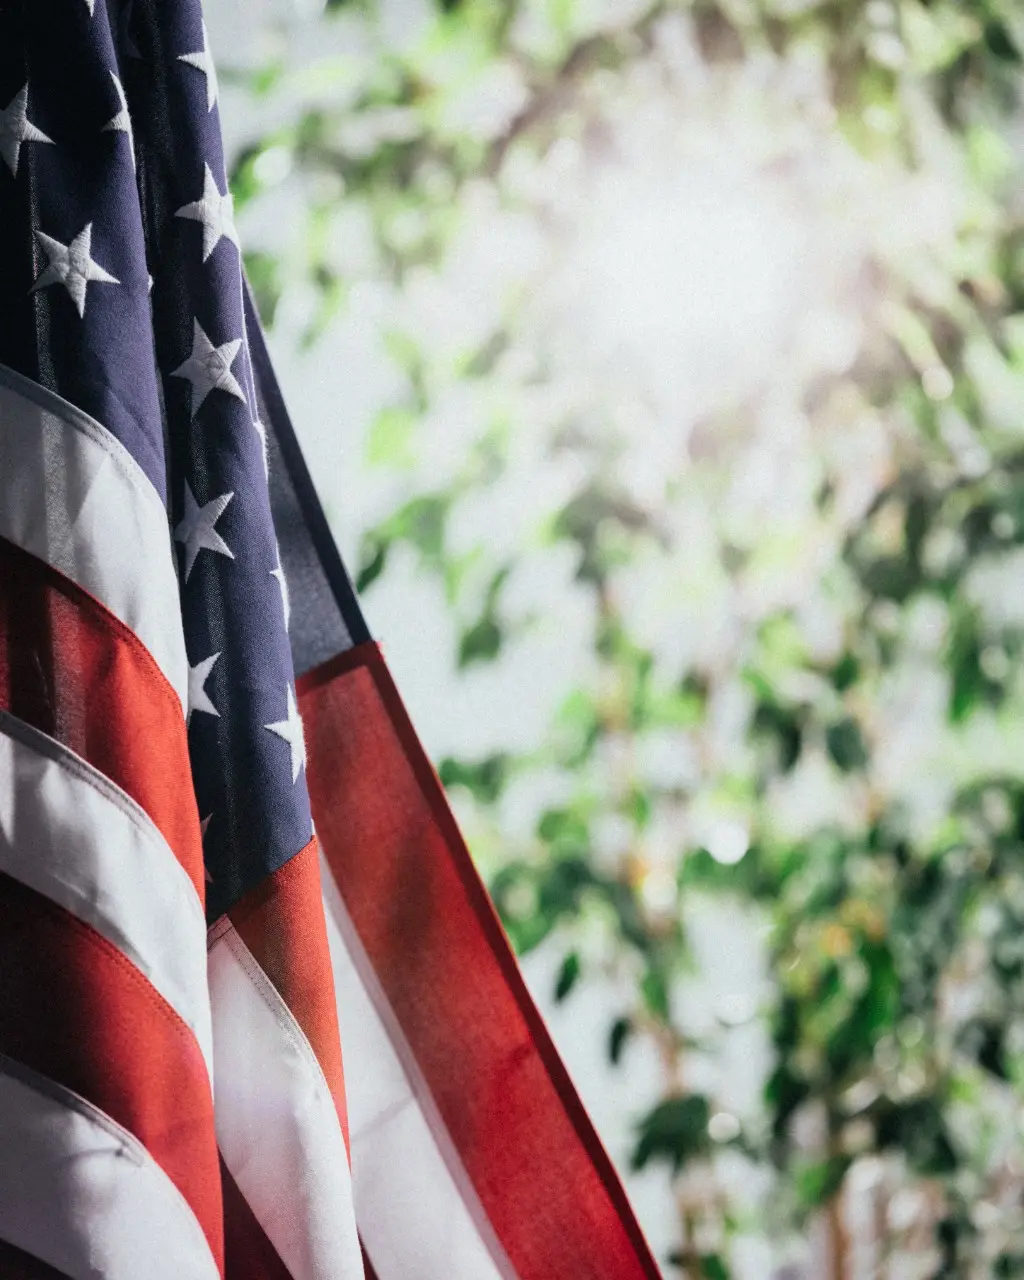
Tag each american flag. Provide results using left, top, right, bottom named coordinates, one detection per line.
left=0, top=2, right=661, bottom=1278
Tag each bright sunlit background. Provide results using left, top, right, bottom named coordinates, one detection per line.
left=213, top=1, right=1024, bottom=1274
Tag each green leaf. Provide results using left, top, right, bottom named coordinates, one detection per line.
left=752, top=700, right=803, bottom=773
left=243, top=250, right=281, bottom=328
left=355, top=534, right=389, bottom=593
left=437, top=753, right=510, bottom=803
left=457, top=567, right=510, bottom=668
left=627, top=787, right=651, bottom=830
left=825, top=717, right=869, bottom=772
left=608, top=1016, right=631, bottom=1065
left=457, top=614, right=503, bottom=667
left=491, top=857, right=599, bottom=956
left=876, top=1098, right=957, bottom=1175
left=247, top=62, right=284, bottom=95
left=831, top=652, right=860, bottom=692
left=947, top=607, right=1001, bottom=721
left=985, top=21, right=1021, bottom=62
left=489, top=868, right=550, bottom=955
left=766, top=1060, right=810, bottom=1140
left=632, top=1095, right=711, bottom=1172
left=539, top=857, right=596, bottom=909
left=974, top=1020, right=1008, bottom=1080
left=386, top=494, right=449, bottom=562
left=228, top=142, right=269, bottom=209
left=640, top=967, right=670, bottom=1022
left=823, top=943, right=899, bottom=1077
left=554, top=951, right=581, bottom=1002
left=536, top=807, right=589, bottom=849
left=700, top=1255, right=730, bottom=1280
left=366, top=407, right=417, bottom=468
left=794, top=1156, right=850, bottom=1209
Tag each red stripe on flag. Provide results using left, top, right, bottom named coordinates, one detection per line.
left=298, top=643, right=660, bottom=1280
left=228, top=834, right=350, bottom=1150
left=0, top=1238, right=70, bottom=1279
left=0, top=538, right=204, bottom=900
left=0, top=872, right=224, bottom=1273
left=220, top=1156, right=292, bottom=1280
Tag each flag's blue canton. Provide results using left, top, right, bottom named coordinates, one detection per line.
left=0, top=0, right=313, bottom=921
left=144, top=0, right=313, bottom=919
left=0, top=0, right=166, bottom=497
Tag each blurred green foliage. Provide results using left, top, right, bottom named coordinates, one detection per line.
left=231, top=0, right=1024, bottom=1273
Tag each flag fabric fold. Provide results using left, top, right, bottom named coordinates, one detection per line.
left=0, top=1, right=661, bottom=1276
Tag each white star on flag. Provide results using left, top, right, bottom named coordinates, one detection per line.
left=0, top=84, right=52, bottom=178
left=171, top=318, right=245, bottom=417
left=175, top=163, right=239, bottom=262
left=178, top=20, right=219, bottom=112
left=187, top=651, right=221, bottom=725
left=270, top=558, right=291, bottom=630
left=265, top=685, right=307, bottom=784
left=101, top=73, right=135, bottom=172
left=174, top=480, right=235, bottom=581
left=30, top=223, right=119, bottom=318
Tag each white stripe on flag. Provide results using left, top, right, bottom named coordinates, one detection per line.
left=0, top=1056, right=220, bottom=1280
left=320, top=861, right=514, bottom=1280
left=0, top=712, right=213, bottom=1079
left=0, top=363, right=188, bottom=713
left=208, top=920, right=364, bottom=1280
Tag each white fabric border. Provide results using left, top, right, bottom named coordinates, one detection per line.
left=319, top=859, right=517, bottom=1280
left=0, top=712, right=213, bottom=1080
left=0, top=1056, right=220, bottom=1280
left=0, top=363, right=188, bottom=714
left=208, top=920, right=364, bottom=1280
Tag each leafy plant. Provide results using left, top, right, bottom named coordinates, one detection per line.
left=229, top=0, right=1024, bottom=1272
